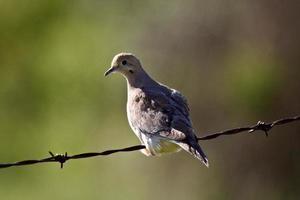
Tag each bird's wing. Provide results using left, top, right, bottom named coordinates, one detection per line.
left=169, top=88, right=190, bottom=116
left=129, top=86, right=209, bottom=166
left=130, top=86, right=193, bottom=141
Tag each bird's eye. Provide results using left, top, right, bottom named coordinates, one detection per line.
left=122, top=60, right=127, bottom=65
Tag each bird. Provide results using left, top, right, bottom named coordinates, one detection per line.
left=104, top=53, right=209, bottom=167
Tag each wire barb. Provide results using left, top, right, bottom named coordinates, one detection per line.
left=0, top=115, right=299, bottom=169
left=48, top=151, right=68, bottom=169
left=248, top=121, right=271, bottom=136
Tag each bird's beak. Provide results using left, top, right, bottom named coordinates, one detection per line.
left=104, top=66, right=115, bottom=76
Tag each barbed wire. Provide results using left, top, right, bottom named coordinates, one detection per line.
left=197, top=115, right=300, bottom=140
left=0, top=145, right=145, bottom=169
left=0, top=115, right=299, bottom=169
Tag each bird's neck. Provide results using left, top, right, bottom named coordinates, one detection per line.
left=126, top=69, right=157, bottom=89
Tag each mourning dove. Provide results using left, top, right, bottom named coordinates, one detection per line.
left=105, top=53, right=209, bottom=167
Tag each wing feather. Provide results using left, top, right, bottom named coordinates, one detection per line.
left=128, top=86, right=192, bottom=142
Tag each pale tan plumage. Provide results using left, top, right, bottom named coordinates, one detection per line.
left=105, top=53, right=209, bottom=167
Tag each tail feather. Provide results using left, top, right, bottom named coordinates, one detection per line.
left=178, top=142, right=209, bottom=167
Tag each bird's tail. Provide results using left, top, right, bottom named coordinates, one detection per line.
left=178, top=141, right=209, bottom=167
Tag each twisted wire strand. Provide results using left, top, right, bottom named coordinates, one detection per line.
left=1, top=115, right=299, bottom=169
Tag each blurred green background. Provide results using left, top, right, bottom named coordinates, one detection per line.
left=0, top=0, right=299, bottom=199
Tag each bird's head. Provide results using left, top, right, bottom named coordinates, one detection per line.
left=104, top=53, right=143, bottom=77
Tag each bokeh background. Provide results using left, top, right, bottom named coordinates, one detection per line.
left=0, top=0, right=299, bottom=199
